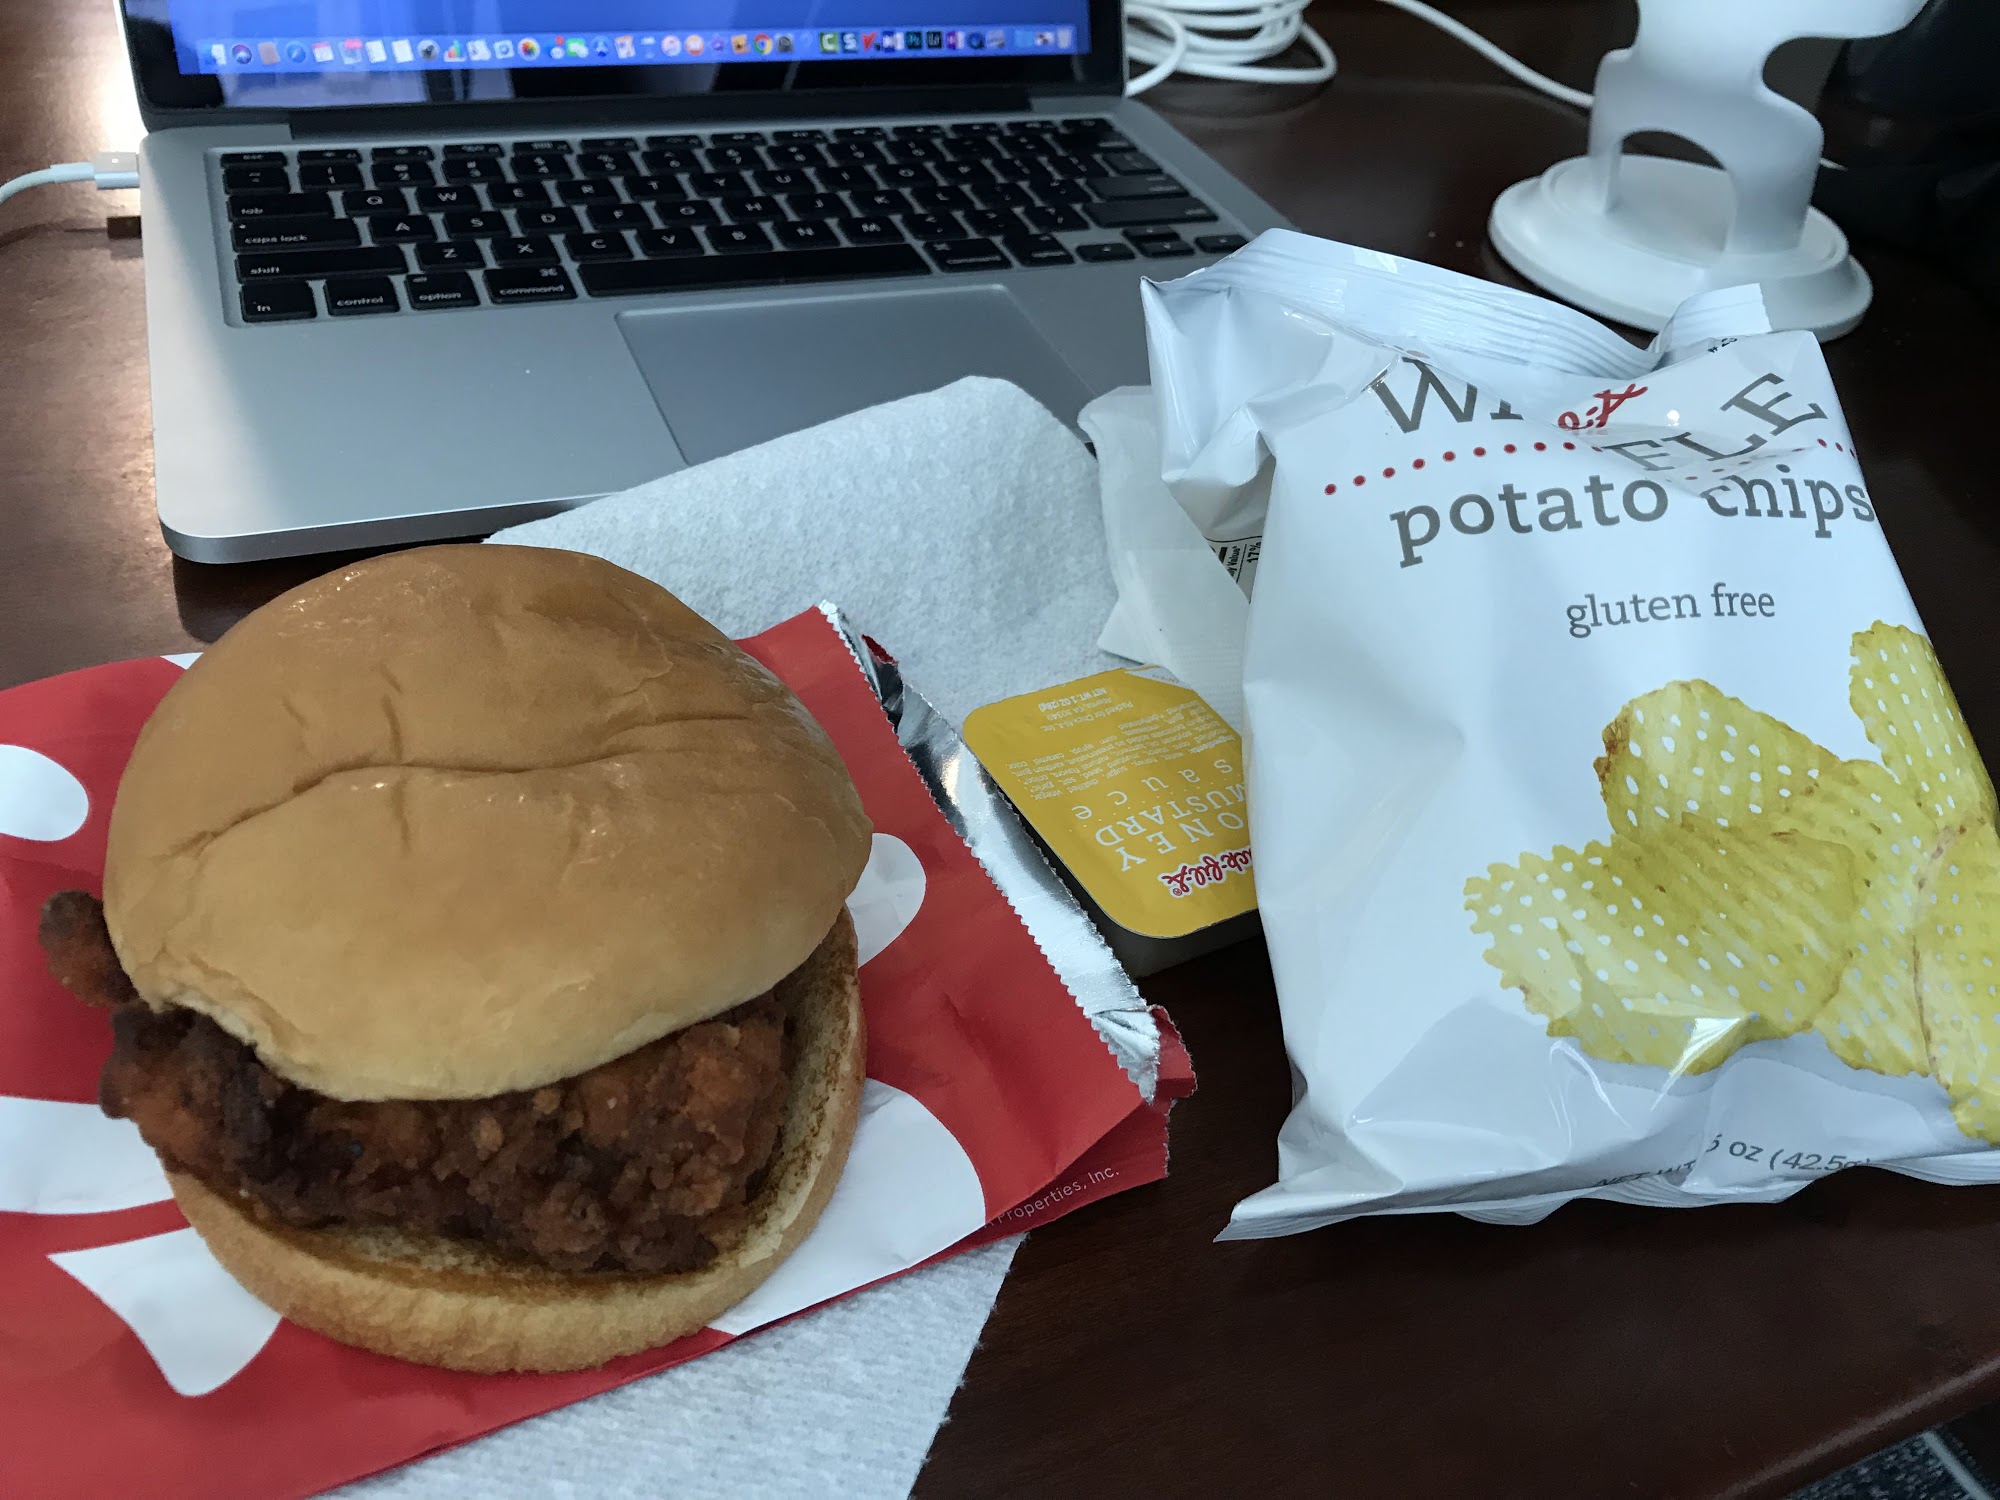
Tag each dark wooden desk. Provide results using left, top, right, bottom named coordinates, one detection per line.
left=6, top=3, right=2000, bottom=1497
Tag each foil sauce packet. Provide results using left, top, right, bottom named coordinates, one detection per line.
left=0, top=604, right=1192, bottom=1500
left=1085, top=228, right=1999, bottom=1236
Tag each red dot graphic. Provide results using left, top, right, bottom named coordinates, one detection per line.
left=1817, top=438, right=1828, bottom=446
left=1503, top=444, right=1517, bottom=454
left=1324, top=483, right=1337, bottom=494
left=1353, top=475, right=1366, bottom=486
left=1836, top=442, right=1846, bottom=452
left=1382, top=467, right=1396, bottom=478
left=1533, top=442, right=1547, bottom=451
left=1442, top=450, right=1456, bottom=461
left=1473, top=447, right=1487, bottom=457
left=1412, top=458, right=1426, bottom=469
left=1562, top=441, right=1576, bottom=450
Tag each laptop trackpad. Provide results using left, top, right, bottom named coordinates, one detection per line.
left=615, top=286, right=1094, bottom=466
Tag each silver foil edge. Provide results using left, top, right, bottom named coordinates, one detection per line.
left=817, top=604, right=1162, bottom=1102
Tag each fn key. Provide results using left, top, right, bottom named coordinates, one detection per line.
left=241, top=280, right=316, bottom=323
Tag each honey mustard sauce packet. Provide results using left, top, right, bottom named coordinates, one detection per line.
left=1085, top=229, right=2000, bottom=1234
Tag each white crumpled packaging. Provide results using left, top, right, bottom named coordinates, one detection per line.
left=1083, top=228, right=2000, bottom=1234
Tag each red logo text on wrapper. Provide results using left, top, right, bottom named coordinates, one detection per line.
left=1158, top=848, right=1253, bottom=898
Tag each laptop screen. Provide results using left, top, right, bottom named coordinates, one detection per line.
left=125, top=1, right=1105, bottom=109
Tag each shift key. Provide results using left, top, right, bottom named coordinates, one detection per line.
left=1081, top=196, right=1217, bottom=228
left=236, top=245, right=408, bottom=279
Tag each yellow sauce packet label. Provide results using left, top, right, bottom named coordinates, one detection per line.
left=963, top=669, right=1255, bottom=939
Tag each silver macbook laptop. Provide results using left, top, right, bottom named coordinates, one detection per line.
left=119, top=2, right=1285, bottom=561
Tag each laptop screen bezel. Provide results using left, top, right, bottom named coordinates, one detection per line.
left=119, top=2, right=1124, bottom=121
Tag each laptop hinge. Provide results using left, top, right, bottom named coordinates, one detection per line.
left=285, top=85, right=1041, bottom=138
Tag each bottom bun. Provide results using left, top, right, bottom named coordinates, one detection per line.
left=170, top=910, right=865, bottom=1373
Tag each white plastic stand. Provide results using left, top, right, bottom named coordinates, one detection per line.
left=1489, top=0, right=1924, bottom=339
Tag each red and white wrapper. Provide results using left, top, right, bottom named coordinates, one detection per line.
left=0, top=605, right=1193, bottom=1500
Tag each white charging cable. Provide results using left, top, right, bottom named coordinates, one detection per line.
left=1126, top=0, right=1589, bottom=103
left=0, top=152, right=141, bottom=211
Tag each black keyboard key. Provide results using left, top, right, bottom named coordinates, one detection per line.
left=1023, top=204, right=1089, bottom=232
left=343, top=188, right=407, bottom=216
left=1137, top=236, right=1196, bottom=258
left=228, top=191, right=334, bottom=221
left=825, top=141, right=884, bottom=165
left=232, top=216, right=361, bottom=251
left=978, top=182, right=1035, bottom=208
left=490, top=181, right=553, bottom=207
left=443, top=157, right=506, bottom=183
left=643, top=148, right=699, bottom=174
left=590, top=203, right=655, bottom=230
left=444, top=142, right=504, bottom=157
left=1194, top=232, right=1250, bottom=254
left=223, top=150, right=288, bottom=166
left=1090, top=173, right=1187, bottom=201
left=722, top=196, right=786, bottom=223
left=646, top=133, right=702, bottom=148
left=405, top=272, right=480, bottom=309
left=928, top=237, right=1009, bottom=271
left=484, top=264, right=578, bottom=303
left=416, top=184, right=482, bottom=211
left=946, top=120, right=1004, bottom=137
left=557, top=179, right=619, bottom=204
left=1005, top=233, right=1073, bottom=266
left=564, top=231, right=632, bottom=261
left=713, top=130, right=767, bottom=145
left=1076, top=240, right=1138, bottom=262
left=491, top=235, right=560, bottom=265
left=912, top=185, right=971, bottom=212
left=757, top=168, right=814, bottom=195
left=702, top=145, right=758, bottom=171
left=1037, top=179, right=1093, bottom=204
left=517, top=206, right=581, bottom=232
left=368, top=213, right=437, bottom=243
left=414, top=239, right=486, bottom=269
left=637, top=226, right=704, bottom=258
left=621, top=175, right=686, bottom=202
left=706, top=222, right=773, bottom=253
left=876, top=163, right=936, bottom=189
left=935, top=160, right=996, bottom=185
left=773, top=128, right=828, bottom=142
left=892, top=123, right=945, bottom=138
left=298, top=148, right=363, bottom=164
left=656, top=199, right=720, bottom=225
left=578, top=151, right=636, bottom=177
left=884, top=140, right=945, bottom=163
left=833, top=126, right=885, bottom=139
left=218, top=167, right=287, bottom=197
left=852, top=189, right=910, bottom=217
left=236, top=245, right=407, bottom=279
left=372, top=160, right=435, bottom=188
left=298, top=162, right=363, bottom=190
left=838, top=215, right=904, bottom=245
left=785, top=192, right=843, bottom=218
left=692, top=171, right=749, bottom=197
left=511, top=153, right=573, bottom=180
left=580, top=136, right=639, bottom=151
left=960, top=208, right=1020, bottom=239
left=774, top=219, right=838, bottom=249
left=814, top=165, right=872, bottom=191
left=372, top=145, right=435, bottom=161
left=324, top=275, right=400, bottom=315
left=902, top=212, right=962, bottom=240
left=580, top=242, right=930, bottom=296
left=1124, top=225, right=1185, bottom=244
left=1101, top=150, right=1162, bottom=174
left=240, top=279, right=316, bottom=322
left=444, top=209, right=508, bottom=237
left=516, top=139, right=573, bottom=155
left=764, top=144, right=826, bottom=169
left=1083, top=196, right=1217, bottom=228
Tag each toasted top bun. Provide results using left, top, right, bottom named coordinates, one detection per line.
left=168, top=911, right=865, bottom=1372
left=103, top=544, right=871, bottom=1101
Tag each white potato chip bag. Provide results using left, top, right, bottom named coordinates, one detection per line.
left=1082, top=229, right=2000, bottom=1233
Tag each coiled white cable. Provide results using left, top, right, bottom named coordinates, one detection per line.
left=1125, top=0, right=1590, bottom=104
left=0, top=153, right=140, bottom=210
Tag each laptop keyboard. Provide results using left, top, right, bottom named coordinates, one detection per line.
left=218, top=117, right=1247, bottom=323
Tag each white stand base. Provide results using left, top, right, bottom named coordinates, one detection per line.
left=1489, top=154, right=1873, bottom=340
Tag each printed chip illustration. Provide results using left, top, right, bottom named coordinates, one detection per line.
left=1467, top=624, right=2000, bottom=1138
